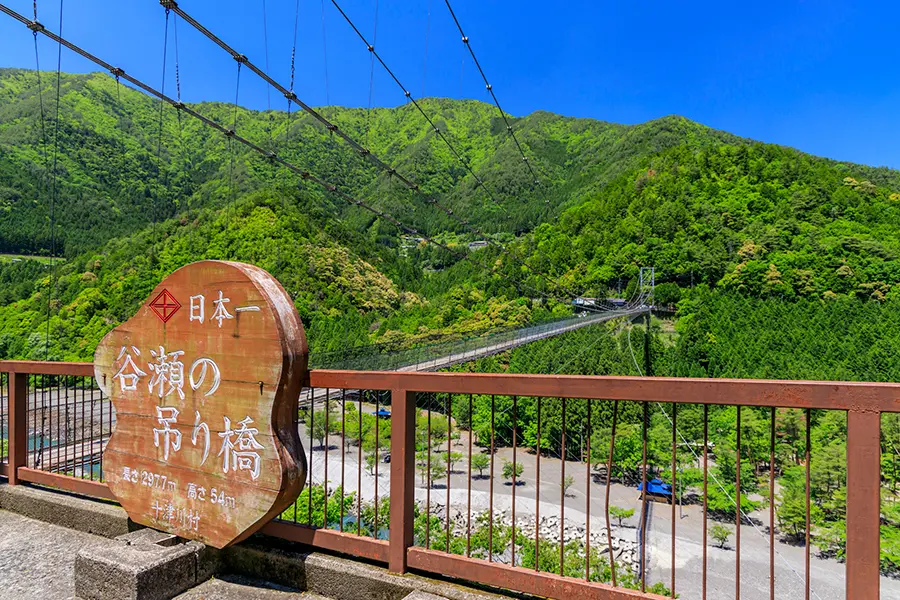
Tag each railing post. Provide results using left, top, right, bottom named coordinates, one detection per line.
left=389, top=388, right=416, bottom=573
left=8, top=371, right=27, bottom=485
left=845, top=409, right=881, bottom=600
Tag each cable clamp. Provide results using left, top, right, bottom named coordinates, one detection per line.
left=327, top=124, right=338, bottom=132
left=232, top=53, right=248, bottom=64
left=367, top=44, right=374, bottom=52
left=328, top=185, right=338, bottom=192
left=27, top=20, right=44, bottom=33
left=266, top=151, right=277, bottom=161
left=359, top=148, right=370, bottom=156
left=404, top=90, right=411, bottom=98
left=462, top=36, right=469, bottom=43
left=173, top=101, right=185, bottom=110
left=283, top=91, right=297, bottom=101
left=224, top=129, right=235, bottom=138
left=301, top=171, right=311, bottom=180
left=110, top=67, right=125, bottom=78
left=160, top=0, right=179, bottom=9
left=486, top=84, right=492, bottom=91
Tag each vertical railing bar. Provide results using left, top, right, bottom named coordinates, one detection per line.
left=535, top=395, right=542, bottom=572
left=91, top=377, right=96, bottom=481
left=61, top=375, right=66, bottom=475
left=466, top=393, right=473, bottom=558
left=770, top=406, right=776, bottom=600
left=388, top=387, right=416, bottom=574
left=446, top=392, right=452, bottom=554
left=702, top=404, right=708, bottom=600
left=292, top=391, right=299, bottom=524
left=736, top=406, right=742, bottom=600
left=81, top=376, right=86, bottom=478
left=560, top=395, right=566, bottom=576
left=98, top=377, right=103, bottom=481
left=585, top=397, right=591, bottom=582
left=671, top=402, right=676, bottom=597
left=8, top=371, right=27, bottom=485
left=640, top=401, right=648, bottom=592
left=27, top=373, right=33, bottom=469
left=374, top=389, right=381, bottom=539
left=308, top=387, right=315, bottom=525
left=845, top=410, right=881, bottom=600
left=605, top=399, right=619, bottom=587
left=1, top=373, right=5, bottom=462
left=805, top=408, right=811, bottom=600
left=488, top=394, right=495, bottom=562
left=511, top=394, right=517, bottom=567
left=357, top=389, right=362, bottom=536
left=324, top=388, right=330, bottom=529
left=426, top=393, right=432, bottom=549
left=340, top=389, right=346, bottom=533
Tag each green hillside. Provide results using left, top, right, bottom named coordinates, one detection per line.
left=3, top=67, right=900, bottom=362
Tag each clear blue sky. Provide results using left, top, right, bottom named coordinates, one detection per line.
left=2, top=0, right=899, bottom=168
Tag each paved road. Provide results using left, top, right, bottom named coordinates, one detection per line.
left=304, top=429, right=900, bottom=600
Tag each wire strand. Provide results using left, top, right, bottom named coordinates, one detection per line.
left=443, top=0, right=541, bottom=186
left=44, top=0, right=63, bottom=361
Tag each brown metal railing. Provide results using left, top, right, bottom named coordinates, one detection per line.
left=0, top=361, right=893, bottom=600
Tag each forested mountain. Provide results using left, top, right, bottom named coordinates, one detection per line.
left=2, top=67, right=900, bottom=361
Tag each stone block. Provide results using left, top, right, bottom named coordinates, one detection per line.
left=75, top=531, right=213, bottom=600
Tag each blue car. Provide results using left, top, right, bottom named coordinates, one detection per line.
left=637, top=478, right=674, bottom=503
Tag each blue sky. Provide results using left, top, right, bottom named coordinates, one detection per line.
left=2, top=0, right=899, bottom=168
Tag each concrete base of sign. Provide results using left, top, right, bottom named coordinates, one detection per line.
left=74, top=529, right=219, bottom=600
left=0, top=482, right=134, bottom=538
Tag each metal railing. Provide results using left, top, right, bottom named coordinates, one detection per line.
left=0, top=361, right=894, bottom=600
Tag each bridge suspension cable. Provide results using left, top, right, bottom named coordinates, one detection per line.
left=162, top=1, right=586, bottom=302
left=328, top=0, right=581, bottom=298
left=443, top=0, right=542, bottom=187
left=0, top=2, right=585, bottom=308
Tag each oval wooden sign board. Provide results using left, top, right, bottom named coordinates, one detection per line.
left=95, top=260, right=308, bottom=548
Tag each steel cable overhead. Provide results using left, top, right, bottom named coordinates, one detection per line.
left=328, top=0, right=582, bottom=299
left=44, top=0, right=63, bottom=361
left=162, top=0, right=587, bottom=304
left=0, top=2, right=581, bottom=307
left=444, top=0, right=542, bottom=187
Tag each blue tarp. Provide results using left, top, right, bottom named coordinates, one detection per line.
left=636, top=478, right=673, bottom=496
left=372, top=409, right=391, bottom=418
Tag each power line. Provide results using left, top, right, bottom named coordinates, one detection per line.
left=443, top=0, right=541, bottom=187
left=165, top=1, right=582, bottom=304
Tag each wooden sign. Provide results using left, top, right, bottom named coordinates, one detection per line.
left=94, top=261, right=308, bottom=548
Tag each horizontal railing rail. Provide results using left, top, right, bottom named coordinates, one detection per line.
left=0, top=360, right=891, bottom=600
